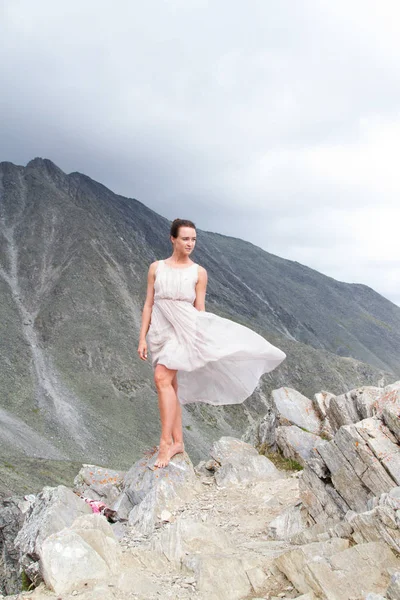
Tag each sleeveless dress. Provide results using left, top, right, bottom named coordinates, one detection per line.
left=146, top=259, right=286, bottom=406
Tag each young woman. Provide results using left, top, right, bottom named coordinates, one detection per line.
left=137, top=218, right=286, bottom=468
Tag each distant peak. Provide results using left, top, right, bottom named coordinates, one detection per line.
left=26, top=157, right=66, bottom=180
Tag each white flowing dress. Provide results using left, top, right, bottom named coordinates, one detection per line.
left=147, top=260, right=286, bottom=405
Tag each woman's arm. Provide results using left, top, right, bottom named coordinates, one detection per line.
left=194, top=266, right=208, bottom=311
left=138, top=262, right=157, bottom=360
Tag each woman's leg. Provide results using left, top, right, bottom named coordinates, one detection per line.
left=170, top=374, right=184, bottom=459
left=154, top=364, right=178, bottom=467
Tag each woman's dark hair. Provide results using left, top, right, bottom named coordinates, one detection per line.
left=170, top=218, right=196, bottom=238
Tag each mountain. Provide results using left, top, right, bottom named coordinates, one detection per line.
left=0, top=157, right=399, bottom=488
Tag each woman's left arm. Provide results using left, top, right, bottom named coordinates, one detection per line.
left=194, top=266, right=208, bottom=311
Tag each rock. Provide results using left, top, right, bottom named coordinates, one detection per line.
left=183, top=553, right=252, bottom=600
left=210, top=437, right=281, bottom=486
left=383, top=406, right=400, bottom=442
left=276, top=540, right=399, bottom=599
left=275, top=425, right=324, bottom=468
left=113, top=450, right=201, bottom=534
left=40, top=530, right=111, bottom=595
left=151, top=517, right=233, bottom=562
left=245, top=565, right=269, bottom=594
left=272, top=388, right=322, bottom=434
left=313, top=391, right=335, bottom=420
left=40, top=513, right=121, bottom=595
left=326, top=386, right=383, bottom=433
left=0, top=497, right=25, bottom=596
left=347, top=489, right=400, bottom=553
left=387, top=571, right=400, bottom=600
left=14, top=485, right=91, bottom=585
left=116, top=569, right=160, bottom=596
left=300, top=464, right=351, bottom=524
left=275, top=538, right=349, bottom=595
left=355, top=418, right=400, bottom=485
left=73, top=464, right=124, bottom=506
left=266, top=502, right=308, bottom=541
left=289, top=517, right=353, bottom=545
left=365, top=594, right=387, bottom=600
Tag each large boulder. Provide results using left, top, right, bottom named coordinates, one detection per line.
left=210, top=437, right=281, bottom=486
left=14, top=485, right=91, bottom=585
left=112, top=449, right=201, bottom=535
left=40, top=514, right=121, bottom=595
left=271, top=387, right=322, bottom=435
left=276, top=540, right=400, bottom=599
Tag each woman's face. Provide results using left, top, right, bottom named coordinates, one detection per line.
left=172, top=226, right=196, bottom=255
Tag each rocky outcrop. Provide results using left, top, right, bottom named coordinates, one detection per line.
left=112, top=449, right=202, bottom=534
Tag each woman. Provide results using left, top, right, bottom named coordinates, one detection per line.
left=138, top=218, right=286, bottom=468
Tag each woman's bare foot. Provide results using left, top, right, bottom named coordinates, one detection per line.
left=154, top=440, right=171, bottom=468
left=168, top=441, right=184, bottom=460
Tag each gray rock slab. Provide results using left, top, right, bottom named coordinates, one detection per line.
left=113, top=450, right=201, bottom=534
left=210, top=436, right=281, bottom=486
left=14, top=485, right=91, bottom=585
left=183, top=553, right=252, bottom=600
left=383, top=405, right=400, bottom=442
left=276, top=425, right=324, bottom=468
left=355, top=419, right=400, bottom=485
left=271, top=388, right=321, bottom=434
left=73, top=464, right=124, bottom=505
left=387, top=571, right=400, bottom=600
left=275, top=537, right=349, bottom=596
left=151, top=517, right=233, bottom=562
left=266, top=502, right=308, bottom=541
left=0, top=496, right=25, bottom=596
left=276, top=540, right=399, bottom=600
left=40, top=529, right=111, bottom=595
left=299, top=465, right=350, bottom=523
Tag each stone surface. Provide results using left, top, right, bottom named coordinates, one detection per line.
left=40, top=513, right=121, bottom=595
left=73, top=465, right=124, bottom=506
left=326, top=386, right=383, bottom=433
left=40, top=530, right=111, bottom=595
left=290, top=517, right=353, bottom=545
left=271, top=388, right=322, bottom=434
left=387, top=571, right=400, bottom=600
left=151, top=517, right=233, bottom=562
left=183, top=553, right=252, bottom=600
left=275, top=425, right=323, bottom=467
left=14, top=485, right=91, bottom=585
left=266, top=502, right=307, bottom=541
left=210, top=436, right=281, bottom=486
left=113, top=450, right=201, bottom=534
left=276, top=540, right=399, bottom=600
left=0, top=496, right=25, bottom=595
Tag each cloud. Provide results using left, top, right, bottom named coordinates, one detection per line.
left=1, top=0, right=399, bottom=305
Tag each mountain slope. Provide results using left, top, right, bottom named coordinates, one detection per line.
left=0, top=157, right=398, bottom=476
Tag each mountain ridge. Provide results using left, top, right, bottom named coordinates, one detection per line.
left=0, top=157, right=398, bottom=484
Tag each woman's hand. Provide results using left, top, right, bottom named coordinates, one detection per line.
left=138, top=339, right=148, bottom=361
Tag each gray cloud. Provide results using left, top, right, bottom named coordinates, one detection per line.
left=1, top=0, right=399, bottom=305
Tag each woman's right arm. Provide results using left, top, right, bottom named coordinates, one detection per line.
left=137, top=262, right=158, bottom=361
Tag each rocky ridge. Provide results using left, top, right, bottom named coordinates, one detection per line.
left=1, top=381, right=400, bottom=600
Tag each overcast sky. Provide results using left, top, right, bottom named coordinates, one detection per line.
left=1, top=0, right=399, bottom=306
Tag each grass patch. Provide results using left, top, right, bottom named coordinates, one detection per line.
left=21, top=571, right=34, bottom=591
left=2, top=461, right=16, bottom=471
left=257, top=443, right=303, bottom=472
left=185, top=425, right=192, bottom=431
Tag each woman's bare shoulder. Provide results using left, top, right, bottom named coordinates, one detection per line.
left=197, top=265, right=208, bottom=280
